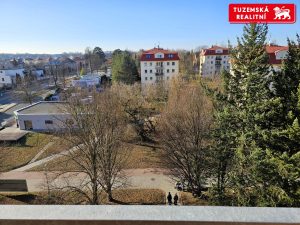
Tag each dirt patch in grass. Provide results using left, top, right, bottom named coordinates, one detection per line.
left=180, top=192, right=210, bottom=206
left=0, top=133, right=55, bottom=172
left=0, top=189, right=165, bottom=205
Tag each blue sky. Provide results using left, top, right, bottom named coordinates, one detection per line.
left=0, top=0, right=299, bottom=53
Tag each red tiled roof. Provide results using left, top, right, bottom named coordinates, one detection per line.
left=140, top=48, right=180, bottom=61
left=202, top=44, right=288, bottom=65
left=202, top=45, right=229, bottom=56
left=266, top=45, right=288, bottom=53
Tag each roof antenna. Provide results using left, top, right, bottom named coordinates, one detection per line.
left=157, top=41, right=160, bottom=49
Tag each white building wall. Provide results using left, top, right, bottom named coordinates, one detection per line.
left=200, top=55, right=230, bottom=77
left=0, top=74, right=12, bottom=87
left=141, top=60, right=179, bottom=85
left=17, top=114, right=71, bottom=131
left=0, top=69, right=25, bottom=86
left=275, top=50, right=288, bottom=60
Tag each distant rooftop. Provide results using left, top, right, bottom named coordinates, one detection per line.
left=14, top=101, right=67, bottom=115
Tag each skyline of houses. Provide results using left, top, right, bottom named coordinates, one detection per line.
left=0, top=43, right=290, bottom=88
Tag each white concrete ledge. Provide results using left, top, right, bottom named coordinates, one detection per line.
left=0, top=206, right=299, bottom=225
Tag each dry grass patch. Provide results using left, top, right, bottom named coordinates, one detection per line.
left=36, top=136, right=74, bottom=160
left=180, top=192, right=210, bottom=206
left=0, top=194, right=27, bottom=205
left=0, top=133, right=55, bottom=172
left=30, top=142, right=163, bottom=172
left=125, top=143, right=162, bottom=169
left=101, top=189, right=165, bottom=205
left=0, top=189, right=165, bottom=205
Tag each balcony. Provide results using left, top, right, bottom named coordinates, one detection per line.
left=215, top=60, right=222, bottom=66
left=0, top=205, right=298, bottom=225
left=155, top=66, right=164, bottom=70
left=155, top=72, right=164, bottom=76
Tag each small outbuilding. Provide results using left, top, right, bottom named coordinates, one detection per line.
left=14, top=101, right=70, bottom=131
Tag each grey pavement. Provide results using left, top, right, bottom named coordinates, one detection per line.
left=0, top=169, right=175, bottom=194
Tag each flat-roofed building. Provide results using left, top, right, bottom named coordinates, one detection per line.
left=14, top=101, right=70, bottom=131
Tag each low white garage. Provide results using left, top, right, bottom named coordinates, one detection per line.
left=14, top=101, right=70, bottom=131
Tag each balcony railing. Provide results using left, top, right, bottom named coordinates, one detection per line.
left=0, top=206, right=299, bottom=225
left=155, top=72, right=164, bottom=76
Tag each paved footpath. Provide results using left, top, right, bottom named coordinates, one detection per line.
left=0, top=168, right=176, bottom=195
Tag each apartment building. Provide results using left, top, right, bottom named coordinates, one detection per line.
left=200, top=44, right=289, bottom=77
left=140, top=47, right=179, bottom=85
left=199, top=46, right=230, bottom=77
left=266, top=45, right=289, bottom=71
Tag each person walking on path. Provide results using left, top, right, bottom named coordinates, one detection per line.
left=167, top=192, right=172, bottom=205
left=174, top=193, right=179, bottom=205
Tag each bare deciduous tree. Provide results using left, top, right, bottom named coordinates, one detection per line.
left=14, top=72, right=39, bottom=104
left=112, top=83, right=157, bottom=142
left=159, top=83, right=213, bottom=197
left=51, top=90, right=129, bottom=204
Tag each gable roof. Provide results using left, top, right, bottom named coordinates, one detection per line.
left=140, top=48, right=180, bottom=61
left=201, top=45, right=229, bottom=56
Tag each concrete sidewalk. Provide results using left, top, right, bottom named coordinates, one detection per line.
left=0, top=168, right=174, bottom=193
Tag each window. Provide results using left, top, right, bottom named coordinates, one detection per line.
left=150, top=62, right=152, bottom=66
left=172, top=69, right=175, bottom=73
left=167, top=62, right=170, bottom=66
left=150, top=70, right=152, bottom=73
left=145, top=77, right=148, bottom=80
left=1, top=78, right=4, bottom=82
left=146, top=54, right=151, bottom=59
left=150, top=77, right=153, bottom=80
left=45, top=120, right=53, bottom=125
left=168, top=54, right=173, bottom=58
left=172, top=62, right=175, bottom=66
left=167, top=76, right=169, bottom=80
left=167, top=69, right=169, bottom=73
left=211, top=61, right=213, bottom=64
left=144, top=62, right=147, bottom=66
left=145, top=70, right=147, bottom=73
left=223, top=61, right=226, bottom=64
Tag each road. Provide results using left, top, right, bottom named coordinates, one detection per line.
left=0, top=90, right=16, bottom=105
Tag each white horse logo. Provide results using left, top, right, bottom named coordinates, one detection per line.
left=273, top=7, right=291, bottom=20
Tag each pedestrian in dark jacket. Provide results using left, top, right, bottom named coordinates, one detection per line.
left=174, top=193, right=179, bottom=205
left=167, top=192, right=172, bottom=205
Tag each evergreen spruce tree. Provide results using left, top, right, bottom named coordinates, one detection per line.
left=112, top=51, right=139, bottom=84
left=258, top=36, right=300, bottom=206
left=212, top=25, right=300, bottom=206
